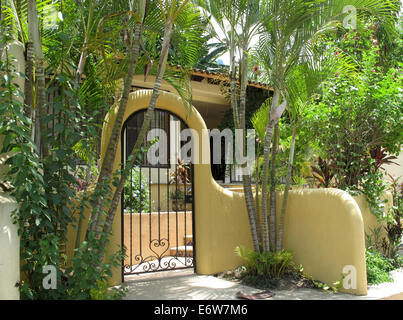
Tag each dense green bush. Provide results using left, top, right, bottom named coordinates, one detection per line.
left=301, top=27, right=402, bottom=190
left=0, top=31, right=125, bottom=299
left=235, top=246, right=294, bottom=279
left=366, top=249, right=395, bottom=285
left=299, top=25, right=402, bottom=269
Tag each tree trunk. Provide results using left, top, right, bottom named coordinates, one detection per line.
left=87, top=12, right=145, bottom=235
left=277, top=127, right=296, bottom=251
left=0, top=0, right=3, bottom=58
left=36, top=60, right=48, bottom=158
left=24, top=42, right=34, bottom=119
left=239, top=43, right=260, bottom=252
left=75, top=0, right=96, bottom=83
left=254, top=151, right=262, bottom=243
left=28, top=0, right=48, bottom=158
left=99, top=20, right=173, bottom=247
left=260, top=88, right=280, bottom=252
left=269, top=123, right=279, bottom=250
left=229, top=42, right=240, bottom=130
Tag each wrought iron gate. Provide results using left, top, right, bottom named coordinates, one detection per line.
left=121, top=109, right=195, bottom=275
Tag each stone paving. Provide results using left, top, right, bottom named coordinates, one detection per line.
left=122, top=267, right=403, bottom=300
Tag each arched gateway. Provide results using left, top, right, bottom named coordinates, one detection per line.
left=98, top=90, right=252, bottom=286
left=121, top=108, right=195, bottom=275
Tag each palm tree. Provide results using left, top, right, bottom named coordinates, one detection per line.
left=277, top=48, right=358, bottom=250
left=92, top=1, right=206, bottom=258
left=27, top=0, right=48, bottom=158
left=75, top=0, right=96, bottom=84
left=196, top=0, right=264, bottom=252
left=255, top=0, right=399, bottom=252
left=86, top=0, right=147, bottom=236
left=196, top=40, right=228, bottom=71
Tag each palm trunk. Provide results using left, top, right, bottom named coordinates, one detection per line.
left=229, top=42, right=240, bottom=130
left=239, top=43, right=260, bottom=252
left=269, top=123, right=279, bottom=250
left=277, top=127, right=296, bottom=251
left=75, top=0, right=96, bottom=83
left=36, top=60, right=48, bottom=158
left=260, top=89, right=280, bottom=252
left=254, top=150, right=262, bottom=243
left=28, top=0, right=48, bottom=158
left=74, top=155, right=94, bottom=250
left=24, top=42, right=34, bottom=119
left=87, top=14, right=145, bottom=235
left=242, top=174, right=260, bottom=251
left=99, top=20, right=173, bottom=246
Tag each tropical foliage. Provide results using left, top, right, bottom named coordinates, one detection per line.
left=1, top=0, right=207, bottom=299
left=1, top=0, right=402, bottom=299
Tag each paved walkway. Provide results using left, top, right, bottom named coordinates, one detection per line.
left=123, top=268, right=403, bottom=300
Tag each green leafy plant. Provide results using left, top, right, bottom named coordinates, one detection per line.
left=0, top=29, right=126, bottom=299
left=300, top=25, right=402, bottom=228
left=366, top=249, right=395, bottom=285
left=384, top=175, right=403, bottom=262
left=89, top=279, right=127, bottom=300
left=360, top=170, right=388, bottom=219
left=302, top=26, right=402, bottom=186
left=123, top=167, right=151, bottom=213
left=170, top=189, right=185, bottom=200
left=365, top=226, right=389, bottom=254
left=235, top=246, right=294, bottom=279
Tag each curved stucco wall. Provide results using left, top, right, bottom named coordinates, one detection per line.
left=0, top=193, right=20, bottom=300
left=67, top=89, right=369, bottom=295
left=277, top=189, right=367, bottom=295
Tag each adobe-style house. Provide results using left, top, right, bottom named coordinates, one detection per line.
left=129, top=69, right=270, bottom=183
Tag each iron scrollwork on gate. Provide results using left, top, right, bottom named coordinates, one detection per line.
left=121, top=109, right=195, bottom=275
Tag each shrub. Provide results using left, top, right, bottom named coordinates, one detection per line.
left=235, top=246, right=294, bottom=279
left=366, top=249, right=395, bottom=285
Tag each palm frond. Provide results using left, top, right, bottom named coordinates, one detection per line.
left=251, top=98, right=271, bottom=141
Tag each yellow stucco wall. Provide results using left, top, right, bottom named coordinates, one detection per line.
left=277, top=189, right=367, bottom=295
left=90, top=90, right=369, bottom=295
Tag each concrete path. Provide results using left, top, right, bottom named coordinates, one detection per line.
left=123, top=268, right=403, bottom=300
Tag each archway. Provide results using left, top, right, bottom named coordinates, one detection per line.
left=98, top=89, right=252, bottom=286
